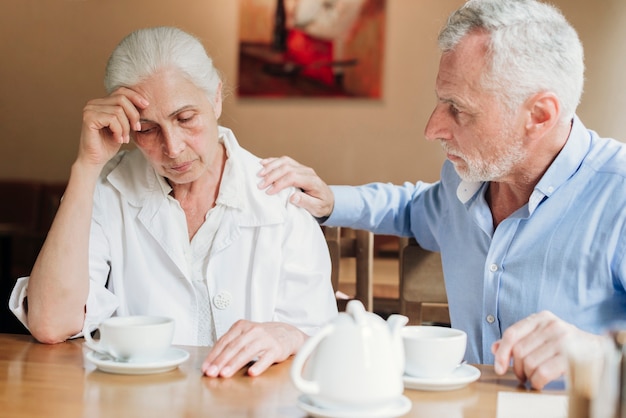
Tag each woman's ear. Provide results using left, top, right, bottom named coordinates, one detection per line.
left=213, top=82, right=223, bottom=119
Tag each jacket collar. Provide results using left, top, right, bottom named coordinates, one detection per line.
left=106, top=126, right=286, bottom=228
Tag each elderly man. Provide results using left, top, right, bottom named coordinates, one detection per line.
left=259, top=0, right=626, bottom=390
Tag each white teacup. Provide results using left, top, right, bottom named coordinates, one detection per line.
left=402, top=325, right=467, bottom=378
left=83, top=315, right=174, bottom=363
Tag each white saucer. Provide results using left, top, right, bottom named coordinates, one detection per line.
left=403, top=364, right=481, bottom=391
left=297, top=394, right=411, bottom=418
left=86, top=347, right=190, bottom=375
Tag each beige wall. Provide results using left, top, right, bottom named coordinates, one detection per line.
left=1, top=0, right=624, bottom=184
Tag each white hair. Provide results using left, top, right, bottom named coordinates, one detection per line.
left=104, top=27, right=222, bottom=102
left=438, top=0, right=584, bottom=121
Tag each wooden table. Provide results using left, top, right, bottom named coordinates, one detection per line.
left=0, top=333, right=565, bottom=417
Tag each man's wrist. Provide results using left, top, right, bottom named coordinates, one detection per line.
left=314, top=215, right=329, bottom=224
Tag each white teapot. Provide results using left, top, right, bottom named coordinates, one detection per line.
left=291, top=300, right=408, bottom=410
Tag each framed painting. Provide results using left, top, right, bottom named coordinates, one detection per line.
left=237, top=0, right=386, bottom=98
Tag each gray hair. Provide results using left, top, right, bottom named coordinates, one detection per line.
left=104, top=27, right=222, bottom=102
left=438, top=0, right=584, bottom=121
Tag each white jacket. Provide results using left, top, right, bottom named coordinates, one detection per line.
left=11, top=127, right=337, bottom=345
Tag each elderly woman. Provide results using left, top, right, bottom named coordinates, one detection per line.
left=9, top=27, right=337, bottom=377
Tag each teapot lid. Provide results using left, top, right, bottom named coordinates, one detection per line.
left=345, top=300, right=387, bottom=328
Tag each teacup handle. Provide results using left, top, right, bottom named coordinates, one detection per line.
left=82, top=322, right=107, bottom=355
left=290, top=324, right=334, bottom=395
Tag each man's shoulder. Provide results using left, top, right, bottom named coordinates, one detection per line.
left=586, top=134, right=626, bottom=177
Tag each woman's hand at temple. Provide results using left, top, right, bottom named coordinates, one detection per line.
left=79, top=88, right=149, bottom=168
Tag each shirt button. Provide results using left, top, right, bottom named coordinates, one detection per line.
left=486, top=314, right=495, bottom=324
left=489, top=264, right=498, bottom=272
left=213, top=291, right=232, bottom=310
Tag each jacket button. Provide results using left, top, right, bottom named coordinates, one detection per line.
left=213, top=291, right=232, bottom=310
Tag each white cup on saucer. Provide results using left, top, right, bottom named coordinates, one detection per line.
left=83, top=315, right=174, bottom=363
left=402, top=325, right=467, bottom=379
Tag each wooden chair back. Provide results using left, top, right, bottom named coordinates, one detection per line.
left=399, top=238, right=449, bottom=325
left=324, top=226, right=374, bottom=311
left=0, top=180, right=42, bottom=230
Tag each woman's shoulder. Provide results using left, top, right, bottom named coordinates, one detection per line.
left=221, top=127, right=294, bottom=204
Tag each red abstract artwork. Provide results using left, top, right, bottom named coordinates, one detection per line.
left=237, top=0, right=386, bottom=98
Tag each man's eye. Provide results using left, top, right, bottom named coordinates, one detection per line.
left=179, top=115, right=194, bottom=124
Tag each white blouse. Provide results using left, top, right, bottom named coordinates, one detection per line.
left=10, top=127, right=338, bottom=345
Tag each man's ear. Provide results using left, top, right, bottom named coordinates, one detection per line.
left=525, top=92, right=560, bottom=138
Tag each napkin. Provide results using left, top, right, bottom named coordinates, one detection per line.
left=496, top=392, right=568, bottom=418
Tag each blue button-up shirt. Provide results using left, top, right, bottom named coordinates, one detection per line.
left=327, top=116, right=626, bottom=364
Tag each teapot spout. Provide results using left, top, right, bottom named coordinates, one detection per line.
left=387, top=314, right=408, bottom=374
left=387, top=314, right=408, bottom=336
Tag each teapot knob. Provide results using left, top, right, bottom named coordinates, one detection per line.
left=346, top=300, right=368, bottom=326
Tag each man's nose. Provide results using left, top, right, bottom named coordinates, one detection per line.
left=424, top=105, right=449, bottom=142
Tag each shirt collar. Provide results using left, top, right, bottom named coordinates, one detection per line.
left=529, top=115, right=591, bottom=212
left=214, top=126, right=244, bottom=210
left=456, top=115, right=591, bottom=212
left=108, top=126, right=245, bottom=209
left=456, top=180, right=483, bottom=204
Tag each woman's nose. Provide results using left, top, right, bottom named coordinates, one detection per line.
left=161, top=129, right=185, bottom=158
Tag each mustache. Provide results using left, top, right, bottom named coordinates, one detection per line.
left=439, top=141, right=462, bottom=158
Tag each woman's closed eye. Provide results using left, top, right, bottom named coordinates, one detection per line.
left=177, top=112, right=196, bottom=125
left=136, top=122, right=158, bottom=134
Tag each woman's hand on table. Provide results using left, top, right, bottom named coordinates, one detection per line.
left=202, top=320, right=307, bottom=378
left=491, top=310, right=602, bottom=390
